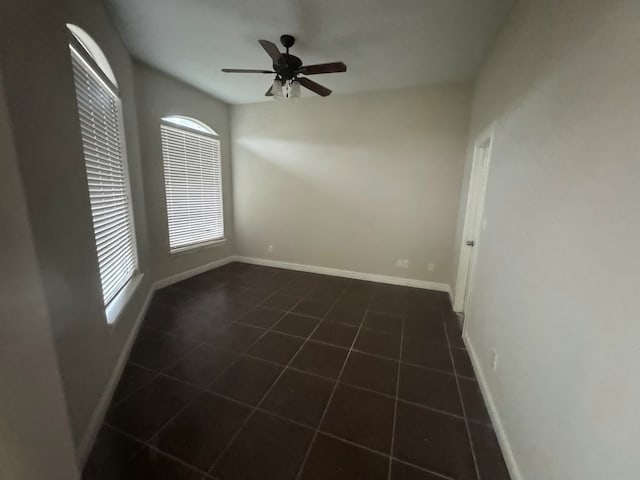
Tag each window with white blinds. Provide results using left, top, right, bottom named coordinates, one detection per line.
left=69, top=38, right=137, bottom=308
left=161, top=117, right=224, bottom=252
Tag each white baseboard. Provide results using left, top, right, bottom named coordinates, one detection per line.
left=233, top=256, right=452, bottom=294
left=463, top=331, right=523, bottom=480
left=154, top=256, right=235, bottom=290
left=77, top=285, right=155, bottom=465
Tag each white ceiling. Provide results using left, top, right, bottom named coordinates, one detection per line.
left=106, top=0, right=513, bottom=104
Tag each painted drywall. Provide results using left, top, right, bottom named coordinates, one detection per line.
left=134, top=62, right=234, bottom=282
left=0, top=69, right=80, bottom=480
left=232, top=86, right=471, bottom=284
left=457, top=0, right=640, bottom=478
left=0, top=0, right=152, bottom=453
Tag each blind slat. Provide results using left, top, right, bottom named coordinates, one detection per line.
left=161, top=123, right=224, bottom=251
left=71, top=46, right=137, bottom=307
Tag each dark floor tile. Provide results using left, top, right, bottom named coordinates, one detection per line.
left=300, top=433, right=389, bottom=480
left=261, top=369, right=335, bottom=427
left=306, top=285, right=343, bottom=302
left=403, top=317, right=447, bottom=345
left=234, top=288, right=272, bottom=306
left=334, top=295, right=370, bottom=310
left=369, top=296, right=405, bottom=315
left=321, top=383, right=394, bottom=453
left=291, top=342, right=348, bottom=379
left=247, top=331, right=304, bottom=365
left=310, top=321, right=358, bottom=348
left=111, top=363, right=157, bottom=406
left=362, top=311, right=403, bottom=335
left=292, top=299, right=332, bottom=318
left=108, top=375, right=199, bottom=442
left=206, top=323, right=265, bottom=353
left=402, top=338, right=453, bottom=373
left=134, top=325, right=165, bottom=346
left=452, top=347, right=475, bottom=378
left=279, top=280, right=314, bottom=297
left=404, top=308, right=442, bottom=324
left=164, top=344, right=238, bottom=388
left=459, top=378, right=491, bottom=425
left=394, top=401, right=476, bottom=480
left=325, top=306, right=366, bottom=326
left=129, top=333, right=197, bottom=372
left=341, top=351, right=398, bottom=396
left=211, top=298, right=255, bottom=321
left=211, top=411, right=313, bottom=480
left=469, top=422, right=511, bottom=480
left=273, top=313, right=320, bottom=338
left=209, top=356, right=282, bottom=405
left=237, top=307, right=284, bottom=328
left=152, top=286, right=197, bottom=307
left=83, top=424, right=143, bottom=480
left=398, top=364, right=461, bottom=415
left=143, top=303, right=190, bottom=332
left=390, top=461, right=444, bottom=480
left=121, top=446, right=203, bottom=480
left=156, top=392, right=251, bottom=470
left=261, top=293, right=301, bottom=311
left=170, top=313, right=231, bottom=344
left=354, top=329, right=401, bottom=359
left=446, top=322, right=466, bottom=349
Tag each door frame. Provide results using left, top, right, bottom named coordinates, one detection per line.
left=453, top=124, right=495, bottom=314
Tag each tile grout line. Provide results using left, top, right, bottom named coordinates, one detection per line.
left=206, top=285, right=349, bottom=477
left=293, top=291, right=374, bottom=480
left=98, top=269, right=459, bottom=479
left=149, top=287, right=303, bottom=450
left=387, top=312, right=405, bottom=480
left=103, top=422, right=216, bottom=479
left=110, top=286, right=295, bottom=461
left=443, top=315, right=482, bottom=480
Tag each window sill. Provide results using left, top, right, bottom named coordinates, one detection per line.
left=105, top=272, right=144, bottom=325
left=170, top=238, right=227, bottom=256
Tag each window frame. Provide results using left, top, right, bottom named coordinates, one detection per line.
left=160, top=115, right=225, bottom=254
left=68, top=26, right=141, bottom=324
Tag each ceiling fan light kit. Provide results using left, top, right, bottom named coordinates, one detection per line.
left=222, top=34, right=347, bottom=99
left=272, top=79, right=301, bottom=100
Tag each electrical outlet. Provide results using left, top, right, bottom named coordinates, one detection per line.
left=402, top=259, right=409, bottom=268
left=490, top=348, right=498, bottom=371
left=396, top=259, right=403, bottom=268
left=427, top=263, right=435, bottom=272
left=268, top=245, right=274, bottom=253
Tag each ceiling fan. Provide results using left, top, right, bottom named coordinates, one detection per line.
left=221, top=35, right=347, bottom=99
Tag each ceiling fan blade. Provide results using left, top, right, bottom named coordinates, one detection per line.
left=298, top=77, right=332, bottom=97
left=258, top=40, right=281, bottom=63
left=221, top=68, right=274, bottom=74
left=265, top=86, right=274, bottom=96
left=299, top=62, right=347, bottom=75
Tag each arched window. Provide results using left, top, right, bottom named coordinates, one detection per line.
left=160, top=115, right=224, bottom=252
left=67, top=24, right=138, bottom=322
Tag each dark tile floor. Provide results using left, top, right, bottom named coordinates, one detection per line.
left=84, top=262, right=510, bottom=480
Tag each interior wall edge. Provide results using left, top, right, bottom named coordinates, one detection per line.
left=463, top=329, right=523, bottom=480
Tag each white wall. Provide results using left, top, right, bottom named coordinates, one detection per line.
left=232, top=86, right=471, bottom=286
left=0, top=0, right=153, bottom=456
left=134, top=62, right=234, bottom=282
left=0, top=70, right=79, bottom=480
left=458, top=1, right=640, bottom=479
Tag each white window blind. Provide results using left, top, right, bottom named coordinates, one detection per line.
left=161, top=121, right=224, bottom=252
left=70, top=44, right=137, bottom=307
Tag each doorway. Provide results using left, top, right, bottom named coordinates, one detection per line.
left=453, top=126, right=494, bottom=315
